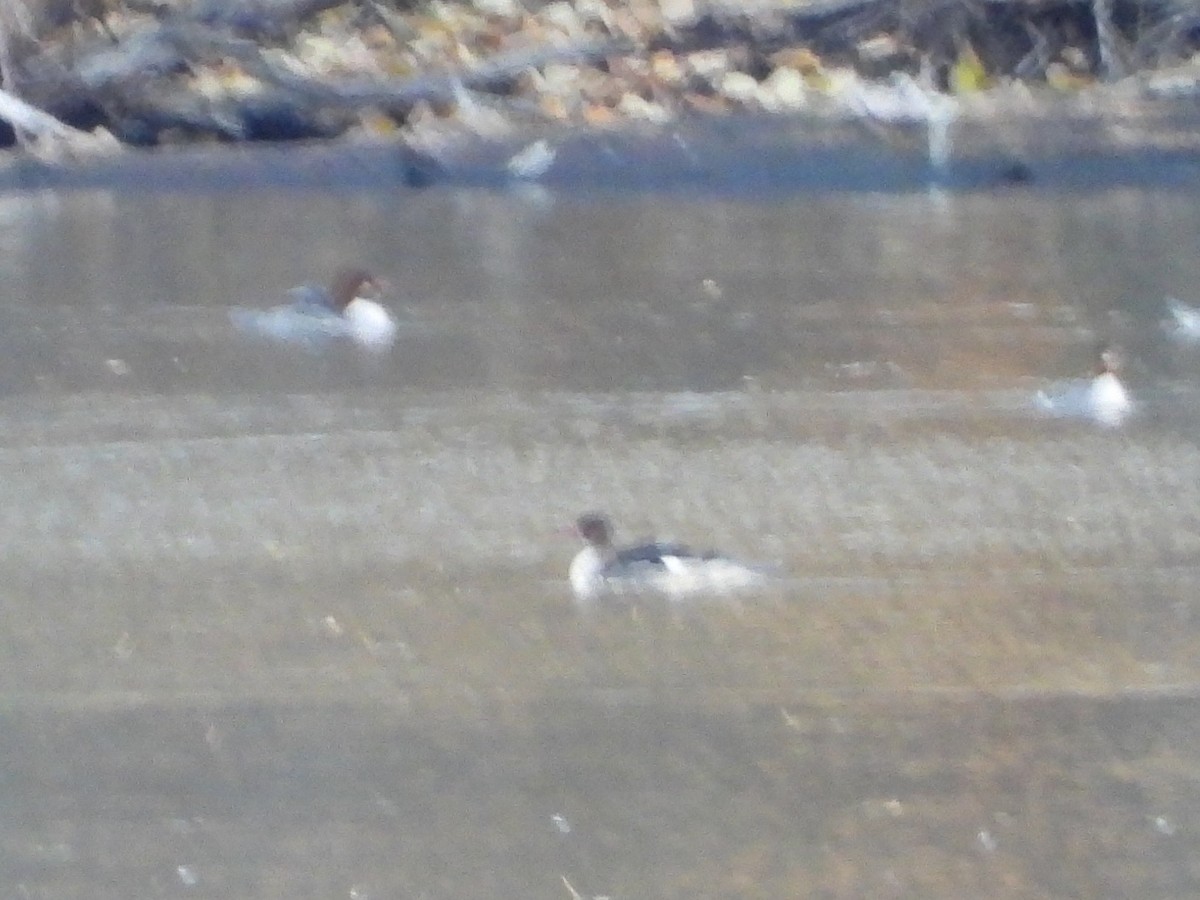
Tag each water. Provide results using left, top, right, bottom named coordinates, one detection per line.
left=4, top=158, right=1200, bottom=897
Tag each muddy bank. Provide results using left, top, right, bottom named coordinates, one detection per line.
left=2, top=0, right=1200, bottom=167
left=2, top=105, right=1200, bottom=194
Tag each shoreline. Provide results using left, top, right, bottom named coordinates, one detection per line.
left=0, top=0, right=1198, bottom=179
left=0, top=94, right=1198, bottom=194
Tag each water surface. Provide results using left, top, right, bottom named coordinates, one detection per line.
left=4, top=169, right=1200, bottom=897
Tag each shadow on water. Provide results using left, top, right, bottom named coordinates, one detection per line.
left=2, top=113, right=1200, bottom=196
left=4, top=117, right=1200, bottom=896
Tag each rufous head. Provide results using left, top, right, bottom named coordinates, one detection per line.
left=575, top=513, right=612, bottom=547
left=329, top=267, right=383, bottom=311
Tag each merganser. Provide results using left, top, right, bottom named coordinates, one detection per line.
left=1165, top=297, right=1200, bottom=342
left=1035, top=344, right=1132, bottom=427
left=230, top=267, right=399, bottom=349
left=568, top=512, right=772, bottom=604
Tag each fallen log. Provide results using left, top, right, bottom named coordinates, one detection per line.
left=24, top=17, right=627, bottom=143
left=0, top=82, right=116, bottom=158
left=0, top=0, right=1197, bottom=153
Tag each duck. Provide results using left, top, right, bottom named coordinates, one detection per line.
left=568, top=512, right=772, bottom=604
left=230, top=267, right=399, bottom=349
left=1165, top=297, right=1200, bottom=342
left=1035, top=344, right=1132, bottom=427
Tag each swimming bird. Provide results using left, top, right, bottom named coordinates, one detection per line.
left=230, top=267, right=399, bottom=349
left=568, top=512, right=771, bottom=604
left=1035, top=344, right=1132, bottom=427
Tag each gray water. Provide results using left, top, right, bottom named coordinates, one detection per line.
left=5, top=174, right=1200, bottom=898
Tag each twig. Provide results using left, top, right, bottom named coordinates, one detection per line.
left=230, top=34, right=632, bottom=109
left=1092, top=0, right=1129, bottom=79
left=560, top=874, right=586, bottom=900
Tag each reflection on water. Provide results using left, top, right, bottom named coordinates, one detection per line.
left=4, top=177, right=1200, bottom=897
left=2, top=185, right=1199, bottom=396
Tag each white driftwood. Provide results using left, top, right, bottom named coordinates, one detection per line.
left=0, top=84, right=116, bottom=159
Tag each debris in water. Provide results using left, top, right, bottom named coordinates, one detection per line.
left=111, top=632, right=133, bottom=660
left=1153, top=816, right=1176, bottom=836
left=1165, top=297, right=1200, bottom=342
left=507, top=140, right=556, bottom=180
left=205, top=723, right=223, bottom=752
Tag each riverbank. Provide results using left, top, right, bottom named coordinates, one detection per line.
left=2, top=0, right=1199, bottom=165
left=1, top=99, right=1198, bottom=195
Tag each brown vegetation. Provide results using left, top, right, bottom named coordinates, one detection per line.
left=0, top=0, right=1196, bottom=156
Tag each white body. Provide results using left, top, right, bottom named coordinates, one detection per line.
left=1035, top=371, right=1132, bottom=427
left=343, top=297, right=399, bottom=348
left=231, top=293, right=398, bottom=349
left=569, top=545, right=768, bottom=604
